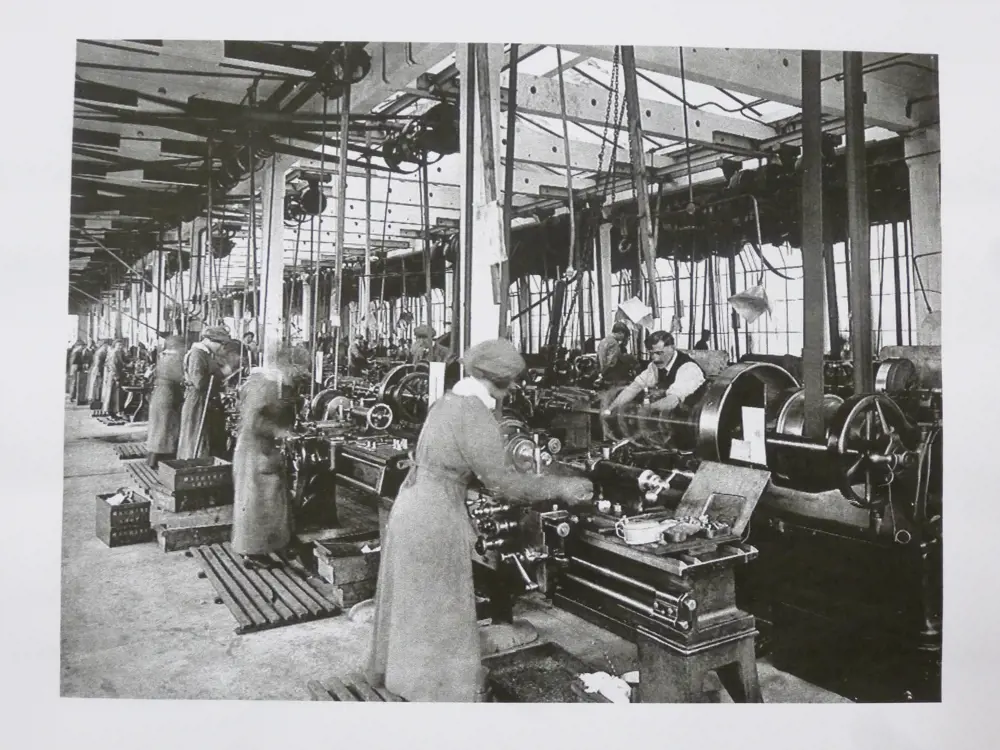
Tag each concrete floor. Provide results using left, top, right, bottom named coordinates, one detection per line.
left=61, top=401, right=850, bottom=703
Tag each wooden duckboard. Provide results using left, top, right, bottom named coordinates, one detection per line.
left=191, top=542, right=341, bottom=634
left=114, top=442, right=148, bottom=460
left=307, top=673, right=404, bottom=702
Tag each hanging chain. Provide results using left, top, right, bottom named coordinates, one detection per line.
left=595, top=46, right=622, bottom=207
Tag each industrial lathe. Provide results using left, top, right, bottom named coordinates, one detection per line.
left=465, top=348, right=941, bottom=702
left=231, top=344, right=940, bottom=702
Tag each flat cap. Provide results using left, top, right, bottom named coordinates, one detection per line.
left=202, top=325, right=231, bottom=343
left=414, top=324, right=436, bottom=339
left=462, top=339, right=525, bottom=383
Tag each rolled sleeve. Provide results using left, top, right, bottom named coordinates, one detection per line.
left=666, top=362, right=706, bottom=402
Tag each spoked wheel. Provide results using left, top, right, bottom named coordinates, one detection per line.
left=366, top=403, right=394, bottom=431
left=828, top=394, right=919, bottom=507
left=392, top=371, right=430, bottom=423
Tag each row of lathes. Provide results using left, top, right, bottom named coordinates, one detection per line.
left=230, top=341, right=940, bottom=703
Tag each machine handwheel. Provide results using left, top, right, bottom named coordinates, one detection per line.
left=393, top=371, right=430, bottom=423
left=828, top=394, right=917, bottom=507
left=366, top=403, right=394, bottom=431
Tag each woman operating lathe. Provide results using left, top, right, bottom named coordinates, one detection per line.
left=366, top=339, right=594, bottom=702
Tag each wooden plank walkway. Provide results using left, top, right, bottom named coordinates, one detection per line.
left=306, top=673, right=404, bottom=702
left=124, top=461, right=169, bottom=497
left=114, top=442, right=148, bottom=460
left=190, top=542, right=342, bottom=634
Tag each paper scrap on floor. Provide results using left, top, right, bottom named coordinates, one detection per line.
left=578, top=672, right=632, bottom=703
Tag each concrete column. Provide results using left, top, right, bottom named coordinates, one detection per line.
left=457, top=43, right=506, bottom=351
left=260, top=154, right=293, bottom=367
left=598, top=222, right=614, bottom=336
left=904, top=125, right=941, bottom=345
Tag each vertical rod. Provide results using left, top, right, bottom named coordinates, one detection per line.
left=364, top=131, right=372, bottom=334
left=801, top=49, right=826, bottom=439
left=891, top=221, right=903, bottom=345
left=311, top=97, right=329, bottom=402
left=594, top=224, right=606, bottom=339
left=903, top=221, right=913, bottom=345
left=823, top=232, right=840, bottom=356
left=844, top=51, right=874, bottom=393
left=420, top=162, right=433, bottom=324
left=499, top=43, right=519, bottom=339
left=461, top=44, right=477, bottom=354
left=728, top=254, right=740, bottom=359
left=332, top=83, right=352, bottom=391
left=620, top=46, right=659, bottom=318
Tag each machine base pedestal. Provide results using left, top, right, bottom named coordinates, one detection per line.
left=479, top=619, right=539, bottom=656
left=636, top=625, right=762, bottom=703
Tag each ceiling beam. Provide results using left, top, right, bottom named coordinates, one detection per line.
left=560, top=45, right=919, bottom=131
left=514, top=71, right=777, bottom=146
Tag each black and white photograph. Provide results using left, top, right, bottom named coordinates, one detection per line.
left=1, top=2, right=997, bottom=746
left=59, top=36, right=944, bottom=705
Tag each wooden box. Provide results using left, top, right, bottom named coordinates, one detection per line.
left=95, top=493, right=153, bottom=548
left=158, top=457, right=232, bottom=492
left=314, top=538, right=380, bottom=608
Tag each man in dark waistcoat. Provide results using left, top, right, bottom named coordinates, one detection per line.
left=606, top=330, right=707, bottom=414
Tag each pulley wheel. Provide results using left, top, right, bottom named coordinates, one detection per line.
left=827, top=394, right=918, bottom=507
left=392, top=371, right=430, bottom=423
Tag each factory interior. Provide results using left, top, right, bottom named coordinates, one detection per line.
left=0, top=6, right=994, bottom=745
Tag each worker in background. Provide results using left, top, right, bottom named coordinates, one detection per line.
left=101, top=339, right=127, bottom=416
left=231, top=364, right=298, bottom=570
left=367, top=339, right=594, bottom=702
left=597, top=322, right=631, bottom=377
left=66, top=339, right=84, bottom=398
left=693, top=328, right=712, bottom=350
left=411, top=325, right=454, bottom=364
left=348, top=335, right=369, bottom=376
left=242, top=331, right=259, bottom=367
left=87, top=339, right=110, bottom=408
left=177, top=326, right=233, bottom=460
left=605, top=331, right=707, bottom=415
left=145, top=336, right=185, bottom=470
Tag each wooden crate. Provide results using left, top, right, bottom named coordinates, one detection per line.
left=95, top=493, right=154, bottom=548
left=313, top=537, right=380, bottom=609
left=158, top=457, right=232, bottom=492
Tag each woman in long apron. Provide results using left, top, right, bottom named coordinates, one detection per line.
left=230, top=368, right=297, bottom=569
left=366, top=339, right=594, bottom=702
left=87, top=340, right=110, bottom=407
left=145, top=336, right=185, bottom=469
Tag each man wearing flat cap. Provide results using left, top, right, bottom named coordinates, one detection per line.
left=177, top=326, right=233, bottom=460
left=368, top=338, right=594, bottom=703
left=410, top=325, right=455, bottom=365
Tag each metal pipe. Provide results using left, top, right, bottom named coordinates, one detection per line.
left=891, top=221, right=904, bottom=346
left=571, top=557, right=660, bottom=597
left=563, top=573, right=657, bottom=618
left=420, top=162, right=433, bottom=324
left=845, top=51, right=874, bottom=393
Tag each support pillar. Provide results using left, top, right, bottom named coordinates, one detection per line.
left=232, top=297, right=243, bottom=338
left=904, top=125, right=941, bottom=345
left=129, top=280, right=140, bottom=345
left=845, top=51, right=874, bottom=392
left=260, top=154, right=293, bottom=367
left=457, top=43, right=506, bottom=352
left=598, top=221, right=614, bottom=336
left=800, top=50, right=826, bottom=440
